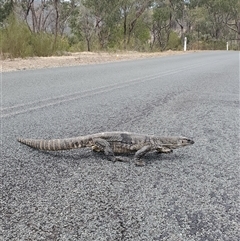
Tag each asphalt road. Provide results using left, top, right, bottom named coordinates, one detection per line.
left=1, top=51, right=239, bottom=241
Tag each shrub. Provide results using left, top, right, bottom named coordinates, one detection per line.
left=1, top=14, right=33, bottom=58
left=0, top=14, right=70, bottom=58
left=167, top=32, right=182, bottom=50
left=31, top=33, right=69, bottom=56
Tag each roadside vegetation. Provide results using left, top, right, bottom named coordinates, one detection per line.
left=0, top=0, right=239, bottom=58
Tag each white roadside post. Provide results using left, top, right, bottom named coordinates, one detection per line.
left=184, top=37, right=187, bottom=51
left=226, top=42, right=229, bottom=51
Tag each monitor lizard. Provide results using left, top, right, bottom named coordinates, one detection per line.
left=17, top=131, right=194, bottom=166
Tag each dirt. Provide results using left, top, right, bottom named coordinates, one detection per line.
left=1, top=51, right=194, bottom=72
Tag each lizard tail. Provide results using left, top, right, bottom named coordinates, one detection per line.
left=17, top=137, right=87, bottom=151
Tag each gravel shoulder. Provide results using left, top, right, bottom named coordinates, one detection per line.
left=1, top=50, right=195, bottom=72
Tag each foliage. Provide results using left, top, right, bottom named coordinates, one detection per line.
left=0, top=14, right=33, bottom=58
left=151, top=3, right=172, bottom=51
left=0, top=0, right=13, bottom=25
left=0, top=14, right=69, bottom=58
left=167, top=31, right=182, bottom=50
left=1, top=0, right=239, bottom=57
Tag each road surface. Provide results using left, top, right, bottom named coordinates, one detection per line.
left=1, top=51, right=239, bottom=240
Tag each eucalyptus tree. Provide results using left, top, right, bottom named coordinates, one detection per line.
left=151, top=0, right=172, bottom=50
left=168, top=0, right=189, bottom=40
left=0, top=0, right=14, bottom=25
left=199, top=0, right=240, bottom=40
left=82, top=0, right=121, bottom=49
left=120, top=0, right=153, bottom=49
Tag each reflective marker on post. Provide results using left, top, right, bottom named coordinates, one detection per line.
left=184, top=37, right=187, bottom=51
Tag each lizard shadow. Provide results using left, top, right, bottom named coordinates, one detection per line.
left=39, top=149, right=190, bottom=164
left=37, top=149, right=93, bottom=161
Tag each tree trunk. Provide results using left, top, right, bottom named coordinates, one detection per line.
left=123, top=6, right=127, bottom=50
left=87, top=38, right=91, bottom=51
left=53, top=0, right=59, bottom=51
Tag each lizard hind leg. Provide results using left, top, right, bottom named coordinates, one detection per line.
left=92, top=140, right=130, bottom=163
left=92, top=138, right=116, bottom=162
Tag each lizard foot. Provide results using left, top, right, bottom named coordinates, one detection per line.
left=92, top=145, right=101, bottom=152
left=115, top=156, right=130, bottom=162
left=134, top=159, right=145, bottom=166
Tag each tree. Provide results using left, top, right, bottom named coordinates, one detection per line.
left=70, top=3, right=95, bottom=51
left=82, top=0, right=121, bottom=49
left=199, top=0, right=240, bottom=40
left=168, top=0, right=187, bottom=40
left=120, top=0, right=153, bottom=49
left=0, top=0, right=14, bottom=24
left=151, top=1, right=172, bottom=50
left=58, top=0, right=77, bottom=35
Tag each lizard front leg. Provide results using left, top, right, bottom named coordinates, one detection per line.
left=134, top=145, right=151, bottom=166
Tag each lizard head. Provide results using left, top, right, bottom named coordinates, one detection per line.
left=176, top=137, right=194, bottom=147
left=161, top=136, right=194, bottom=149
